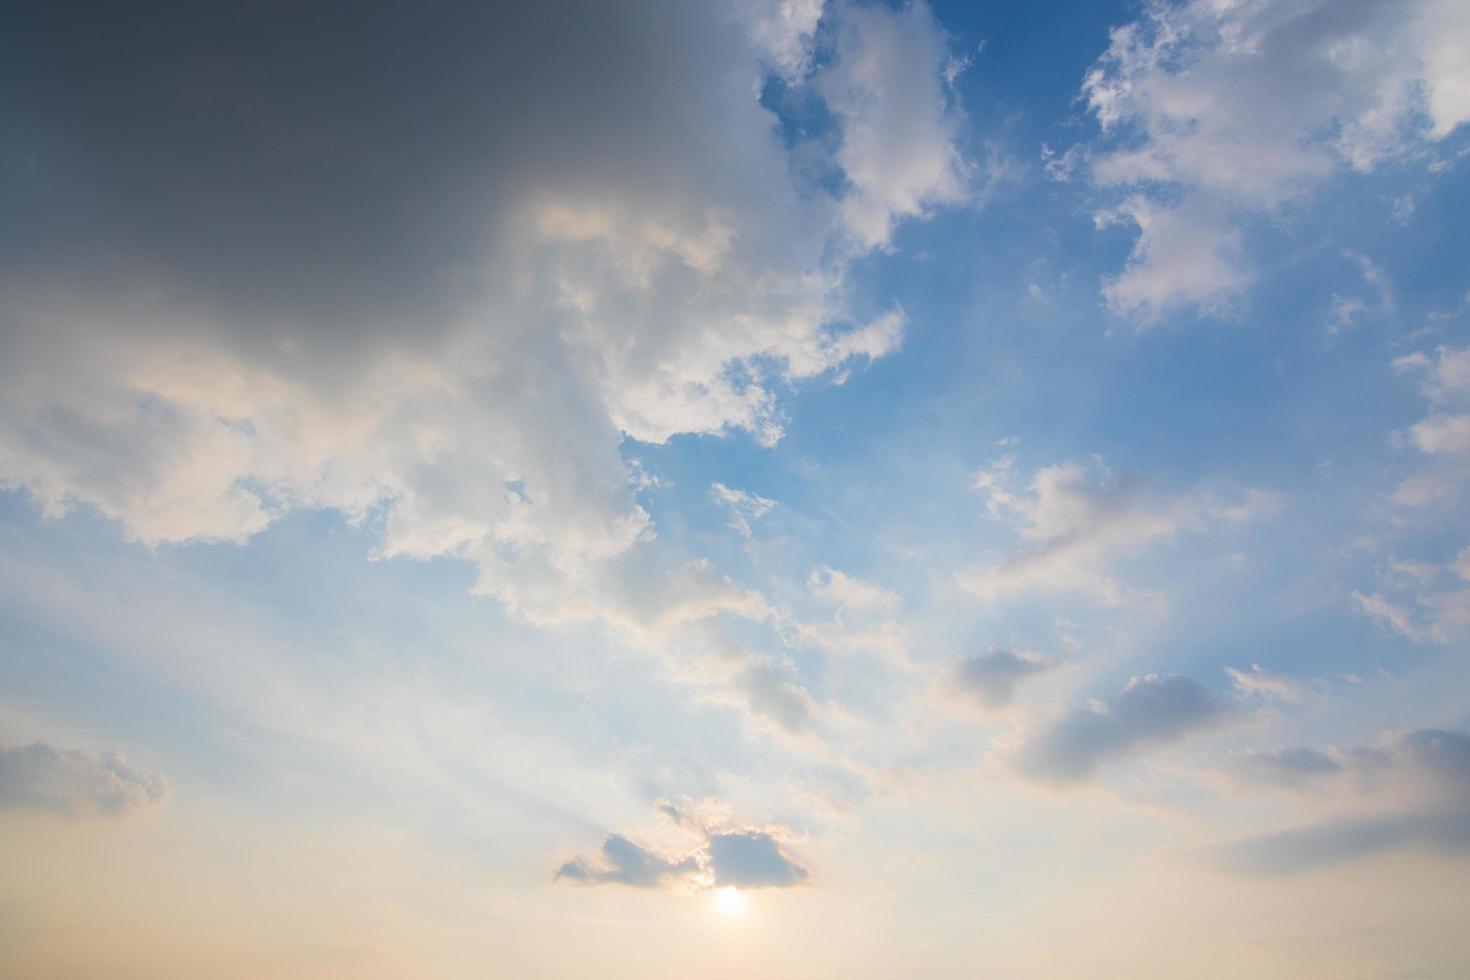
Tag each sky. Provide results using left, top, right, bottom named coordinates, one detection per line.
left=2, top=0, right=1470, bottom=976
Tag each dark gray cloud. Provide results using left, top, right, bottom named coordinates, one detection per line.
left=1017, top=674, right=1231, bottom=783
left=0, top=0, right=957, bottom=648
left=951, top=647, right=1053, bottom=711
left=1, top=1, right=764, bottom=341
left=0, top=742, right=169, bottom=817
left=1208, top=729, right=1470, bottom=874
left=554, top=833, right=699, bottom=888
left=707, top=831, right=808, bottom=888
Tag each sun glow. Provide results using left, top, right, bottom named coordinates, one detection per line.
left=712, top=886, right=748, bottom=918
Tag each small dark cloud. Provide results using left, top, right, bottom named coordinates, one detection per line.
left=556, top=801, right=809, bottom=892
left=554, top=834, right=699, bottom=888
left=0, top=742, right=169, bottom=817
left=707, top=831, right=808, bottom=888
left=1017, top=674, right=1230, bottom=783
left=951, top=646, right=1052, bottom=711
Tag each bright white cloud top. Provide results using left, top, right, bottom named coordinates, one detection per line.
left=1, top=1, right=1469, bottom=978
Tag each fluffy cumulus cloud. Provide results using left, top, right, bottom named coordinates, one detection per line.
left=0, top=743, right=169, bottom=818
left=1015, top=674, right=1231, bottom=783
left=1211, top=728, right=1470, bottom=873
left=818, top=1, right=974, bottom=249
left=1077, top=0, right=1470, bottom=322
left=950, top=647, right=1054, bottom=712
left=556, top=799, right=808, bottom=892
left=0, top=1, right=967, bottom=629
left=959, top=456, right=1282, bottom=608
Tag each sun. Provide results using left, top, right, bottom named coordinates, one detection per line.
left=712, top=886, right=748, bottom=918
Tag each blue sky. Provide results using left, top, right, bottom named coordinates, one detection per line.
left=2, top=1, right=1470, bottom=976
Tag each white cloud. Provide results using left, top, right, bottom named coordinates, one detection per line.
left=1096, top=194, right=1249, bottom=324
left=958, top=457, right=1282, bottom=607
left=1351, top=546, right=1470, bottom=645
left=1077, top=0, right=1470, bottom=321
left=1326, top=251, right=1395, bottom=333
left=1226, top=663, right=1327, bottom=703
left=807, top=565, right=900, bottom=614
left=710, top=483, right=777, bottom=539
left=750, top=0, right=826, bottom=80
left=1390, top=344, right=1470, bottom=506
left=818, top=1, right=972, bottom=250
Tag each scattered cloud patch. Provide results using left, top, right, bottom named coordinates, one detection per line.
left=556, top=800, right=808, bottom=892
left=1076, top=0, right=1470, bottom=321
left=959, top=457, right=1282, bottom=607
left=1226, top=664, right=1328, bottom=703
left=710, top=483, right=777, bottom=539
left=951, top=647, right=1054, bottom=712
left=1230, top=747, right=1344, bottom=791
left=1015, top=674, right=1232, bottom=783
left=0, top=742, right=169, bottom=818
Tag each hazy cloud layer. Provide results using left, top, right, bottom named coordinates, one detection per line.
left=0, top=742, right=169, bottom=818
left=951, top=647, right=1054, bottom=712
left=1016, top=674, right=1231, bottom=783
left=1211, top=729, right=1470, bottom=874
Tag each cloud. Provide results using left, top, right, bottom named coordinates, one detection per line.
left=1208, top=729, right=1470, bottom=874
left=1391, top=344, right=1470, bottom=507
left=710, top=483, right=777, bottom=539
left=818, top=1, right=972, bottom=249
left=706, top=830, right=809, bottom=888
left=1230, top=747, right=1344, bottom=791
left=958, top=457, right=1281, bottom=607
left=1075, top=0, right=1470, bottom=321
left=1351, top=546, right=1470, bottom=645
left=741, top=661, right=819, bottom=734
left=554, top=833, right=700, bottom=888
left=807, top=565, right=900, bottom=615
left=1095, top=194, right=1249, bottom=323
left=951, top=647, right=1054, bottom=712
left=1226, top=664, right=1327, bottom=703
left=1015, top=674, right=1231, bottom=783
left=1326, top=251, right=1395, bottom=333
left=0, top=742, right=169, bottom=818
left=556, top=800, right=808, bottom=891
left=0, top=1, right=958, bottom=630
